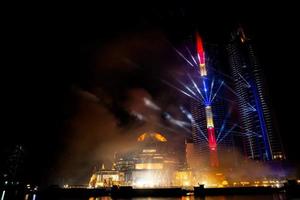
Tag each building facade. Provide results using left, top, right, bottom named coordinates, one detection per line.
left=227, top=27, right=285, bottom=161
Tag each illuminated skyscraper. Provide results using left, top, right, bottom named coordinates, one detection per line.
left=190, top=98, right=210, bottom=167
left=189, top=70, right=235, bottom=168
left=227, top=27, right=285, bottom=161
left=187, top=33, right=240, bottom=168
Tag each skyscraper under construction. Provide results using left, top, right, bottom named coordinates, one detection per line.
left=227, top=27, right=285, bottom=161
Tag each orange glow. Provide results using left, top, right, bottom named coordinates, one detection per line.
left=135, top=163, right=163, bottom=170
left=137, top=132, right=167, bottom=142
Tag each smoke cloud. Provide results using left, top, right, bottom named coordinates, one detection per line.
left=53, top=85, right=186, bottom=185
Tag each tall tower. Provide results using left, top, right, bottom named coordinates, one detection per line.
left=227, top=27, right=285, bottom=161
left=191, top=33, right=219, bottom=167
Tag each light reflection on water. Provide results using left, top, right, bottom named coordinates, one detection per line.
left=0, top=191, right=288, bottom=200
left=1, top=190, right=38, bottom=200
left=86, top=195, right=286, bottom=200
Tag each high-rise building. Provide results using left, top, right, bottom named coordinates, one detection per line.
left=189, top=75, right=236, bottom=168
left=227, top=27, right=285, bottom=161
left=190, top=97, right=210, bottom=168
left=189, top=38, right=235, bottom=168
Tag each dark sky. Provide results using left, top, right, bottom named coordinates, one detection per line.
left=1, top=2, right=299, bottom=185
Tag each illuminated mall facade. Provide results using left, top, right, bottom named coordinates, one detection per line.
left=90, top=132, right=177, bottom=187
left=89, top=131, right=286, bottom=188
left=89, top=132, right=226, bottom=188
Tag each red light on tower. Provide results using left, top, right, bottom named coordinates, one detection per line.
left=196, top=33, right=219, bottom=168
left=208, top=127, right=217, bottom=150
left=196, top=33, right=207, bottom=76
left=206, top=108, right=219, bottom=167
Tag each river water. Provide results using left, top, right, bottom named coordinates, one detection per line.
left=0, top=190, right=291, bottom=200
left=29, top=195, right=289, bottom=200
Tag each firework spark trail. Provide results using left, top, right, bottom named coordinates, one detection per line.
left=211, top=81, right=224, bottom=103
left=224, top=82, right=257, bottom=111
left=229, top=131, right=258, bottom=137
left=242, top=107, right=254, bottom=113
left=179, top=106, right=208, bottom=141
left=164, top=112, right=190, bottom=127
left=131, top=111, right=145, bottom=121
left=238, top=72, right=251, bottom=88
left=218, top=124, right=237, bottom=144
left=176, top=79, right=201, bottom=100
left=223, top=82, right=239, bottom=96
left=247, top=103, right=256, bottom=111
left=202, top=79, right=209, bottom=103
left=179, top=106, right=194, bottom=122
left=187, top=73, right=205, bottom=102
left=131, top=109, right=191, bottom=135
left=185, top=45, right=198, bottom=66
left=234, top=124, right=262, bottom=137
left=216, top=108, right=232, bottom=141
left=161, top=79, right=202, bottom=103
left=143, top=97, right=161, bottom=111
left=174, top=47, right=195, bottom=67
left=162, top=111, right=194, bottom=134
left=208, top=78, right=215, bottom=102
left=195, top=123, right=209, bottom=142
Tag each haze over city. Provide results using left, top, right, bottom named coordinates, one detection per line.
left=1, top=2, right=299, bottom=200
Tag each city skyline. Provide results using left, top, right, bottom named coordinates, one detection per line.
left=1, top=3, right=299, bottom=186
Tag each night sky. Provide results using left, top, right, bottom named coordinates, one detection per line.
left=1, top=2, right=299, bottom=185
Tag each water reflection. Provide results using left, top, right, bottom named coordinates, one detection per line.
left=0, top=192, right=288, bottom=200
left=95, top=195, right=285, bottom=200
left=89, top=197, right=102, bottom=200
left=0, top=190, right=38, bottom=200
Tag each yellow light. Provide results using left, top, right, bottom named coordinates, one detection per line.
left=137, top=133, right=146, bottom=141
left=240, top=181, right=250, bottom=185
left=222, top=180, right=228, bottom=186
left=142, top=149, right=156, bottom=153
left=183, top=181, right=190, bottom=186
left=137, top=132, right=167, bottom=142
left=154, top=133, right=167, bottom=142
left=262, top=181, right=268, bottom=184
left=205, top=106, right=214, bottom=127
left=181, top=196, right=191, bottom=200
left=135, top=163, right=163, bottom=170
left=200, top=64, right=207, bottom=76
